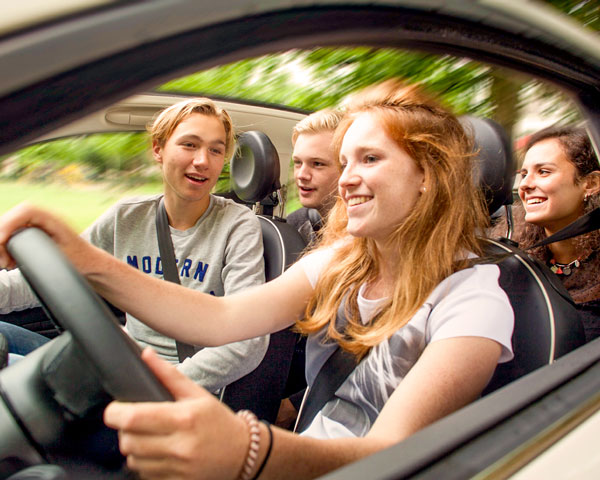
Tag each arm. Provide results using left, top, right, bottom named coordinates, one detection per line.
left=0, top=204, right=311, bottom=347
left=0, top=268, right=40, bottom=313
left=367, top=336, right=500, bottom=442
left=105, top=335, right=501, bottom=480
left=0, top=201, right=119, bottom=315
left=177, top=208, right=269, bottom=389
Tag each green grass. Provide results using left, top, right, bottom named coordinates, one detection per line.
left=0, top=180, right=162, bottom=232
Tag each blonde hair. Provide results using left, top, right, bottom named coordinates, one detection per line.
left=149, top=97, right=236, bottom=161
left=291, top=108, right=344, bottom=145
left=296, top=79, right=489, bottom=359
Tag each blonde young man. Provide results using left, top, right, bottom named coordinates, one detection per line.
left=0, top=98, right=268, bottom=392
left=287, top=109, right=344, bottom=245
left=278, top=109, right=344, bottom=428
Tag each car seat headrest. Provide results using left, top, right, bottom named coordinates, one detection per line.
left=459, top=116, right=515, bottom=215
left=231, top=131, right=281, bottom=203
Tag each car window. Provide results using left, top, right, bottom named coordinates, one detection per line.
left=0, top=47, right=583, bottom=228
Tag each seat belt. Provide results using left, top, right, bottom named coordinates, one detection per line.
left=155, top=196, right=197, bottom=362
left=295, top=345, right=358, bottom=433
left=530, top=206, right=600, bottom=248
left=295, top=208, right=600, bottom=433
left=295, top=207, right=600, bottom=433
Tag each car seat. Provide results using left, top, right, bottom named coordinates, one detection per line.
left=219, top=130, right=307, bottom=421
left=461, top=116, right=586, bottom=395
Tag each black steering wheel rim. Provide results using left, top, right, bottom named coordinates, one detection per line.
left=7, top=227, right=172, bottom=402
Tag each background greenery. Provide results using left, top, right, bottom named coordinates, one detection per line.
left=0, top=180, right=161, bottom=232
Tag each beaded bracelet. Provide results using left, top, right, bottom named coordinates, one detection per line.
left=250, top=421, right=273, bottom=480
left=237, top=410, right=261, bottom=480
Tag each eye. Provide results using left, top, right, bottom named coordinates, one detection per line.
left=210, top=147, right=225, bottom=156
left=313, top=161, right=324, bottom=168
left=181, top=141, right=196, bottom=149
left=364, top=154, right=378, bottom=163
left=539, top=169, right=551, bottom=175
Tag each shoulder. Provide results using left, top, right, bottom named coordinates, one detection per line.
left=427, top=263, right=514, bottom=362
left=107, top=194, right=161, bottom=217
left=87, top=194, right=160, bottom=232
left=425, top=262, right=512, bottom=314
left=211, top=195, right=255, bottom=217
left=206, top=195, right=260, bottom=232
left=438, top=263, right=505, bottom=296
left=286, top=208, right=309, bottom=227
left=296, top=245, right=340, bottom=288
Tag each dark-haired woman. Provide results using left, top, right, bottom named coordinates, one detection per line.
left=513, top=126, right=600, bottom=341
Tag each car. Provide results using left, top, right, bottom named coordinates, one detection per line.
left=0, top=1, right=599, bottom=479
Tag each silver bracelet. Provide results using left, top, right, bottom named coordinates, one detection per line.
left=237, top=410, right=261, bottom=480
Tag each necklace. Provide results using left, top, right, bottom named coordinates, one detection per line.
left=549, top=258, right=581, bottom=276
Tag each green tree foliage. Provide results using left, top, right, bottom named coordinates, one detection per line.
left=160, top=48, right=492, bottom=116
left=545, top=0, right=599, bottom=30
left=160, top=1, right=596, bottom=143
left=2, top=132, right=154, bottom=183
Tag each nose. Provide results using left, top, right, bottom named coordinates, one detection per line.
left=518, top=172, right=533, bottom=195
left=338, top=161, right=359, bottom=190
left=296, top=163, right=311, bottom=181
left=193, top=148, right=209, bottom=168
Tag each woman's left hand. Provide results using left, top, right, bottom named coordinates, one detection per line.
left=104, top=348, right=249, bottom=480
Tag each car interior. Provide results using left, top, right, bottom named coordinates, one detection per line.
left=0, top=1, right=599, bottom=479
left=0, top=108, right=592, bottom=479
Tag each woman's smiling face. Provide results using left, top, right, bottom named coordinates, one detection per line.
left=518, top=138, right=587, bottom=235
left=338, top=112, right=425, bottom=244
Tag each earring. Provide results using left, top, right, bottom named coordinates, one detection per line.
left=584, top=193, right=590, bottom=202
left=421, top=186, right=427, bottom=193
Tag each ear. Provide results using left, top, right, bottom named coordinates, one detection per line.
left=420, top=174, right=428, bottom=194
left=583, top=171, right=600, bottom=196
left=152, top=141, right=163, bottom=165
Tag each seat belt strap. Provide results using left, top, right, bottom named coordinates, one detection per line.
left=155, top=196, right=197, bottom=362
left=531, top=206, right=600, bottom=248
left=295, top=345, right=357, bottom=433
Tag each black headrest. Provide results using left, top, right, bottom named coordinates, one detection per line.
left=231, top=131, right=281, bottom=203
left=460, top=116, right=515, bottom=215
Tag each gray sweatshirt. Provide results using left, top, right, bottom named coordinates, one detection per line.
left=0, top=194, right=268, bottom=392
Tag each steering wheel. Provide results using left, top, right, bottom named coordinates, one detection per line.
left=0, top=227, right=173, bottom=478
left=6, top=227, right=173, bottom=402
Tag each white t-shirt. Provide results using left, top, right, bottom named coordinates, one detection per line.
left=297, top=247, right=514, bottom=439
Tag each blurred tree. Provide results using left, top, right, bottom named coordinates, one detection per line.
left=545, top=0, right=599, bottom=30
left=5, top=132, right=152, bottom=183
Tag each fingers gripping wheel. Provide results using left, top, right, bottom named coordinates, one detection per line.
left=6, top=228, right=172, bottom=402
left=232, top=131, right=281, bottom=203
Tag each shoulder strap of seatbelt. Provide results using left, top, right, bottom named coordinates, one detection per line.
left=531, top=206, right=600, bottom=248
left=295, top=345, right=357, bottom=433
left=155, top=196, right=197, bottom=362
